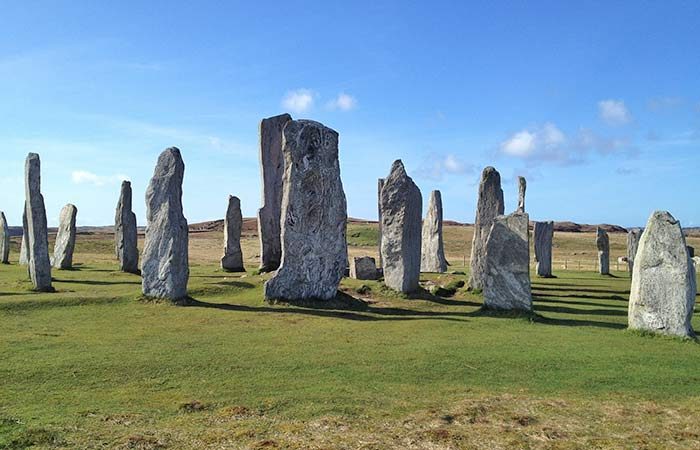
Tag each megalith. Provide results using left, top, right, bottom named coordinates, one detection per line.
left=628, top=211, right=696, bottom=338
left=483, top=212, right=532, bottom=311
left=257, top=113, right=292, bottom=272
left=380, top=160, right=422, bottom=293
left=421, top=190, right=448, bottom=273
left=517, top=176, right=526, bottom=213
left=264, top=120, right=348, bottom=301
left=0, top=211, right=9, bottom=264
left=141, top=147, right=189, bottom=300
left=626, top=228, right=642, bottom=274
left=19, top=208, right=28, bottom=265
left=596, top=227, right=610, bottom=275
left=115, top=180, right=139, bottom=274
left=221, top=195, right=245, bottom=272
left=468, top=167, right=504, bottom=290
left=534, top=221, right=554, bottom=277
left=52, top=203, right=77, bottom=269
left=24, top=153, right=52, bottom=291
left=377, top=178, right=385, bottom=267
left=350, top=256, right=378, bottom=280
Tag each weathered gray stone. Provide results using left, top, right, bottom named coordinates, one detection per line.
left=421, top=190, right=447, bottom=273
left=52, top=204, right=77, bottom=269
left=19, top=207, right=28, bottom=265
left=350, top=256, right=378, bottom=280
left=115, top=180, right=139, bottom=274
left=142, top=148, right=189, bottom=300
left=264, top=120, right=347, bottom=301
left=534, top=221, right=553, bottom=277
left=688, top=246, right=695, bottom=258
left=221, top=195, right=245, bottom=272
left=380, top=160, right=422, bottom=293
left=0, top=211, right=9, bottom=264
left=596, top=227, right=610, bottom=275
left=483, top=212, right=532, bottom=311
left=257, top=113, right=292, bottom=272
left=628, top=211, right=696, bottom=338
left=627, top=228, right=642, bottom=274
left=469, top=167, right=504, bottom=290
left=517, top=176, right=526, bottom=213
left=24, top=153, right=52, bottom=291
left=377, top=178, right=385, bottom=268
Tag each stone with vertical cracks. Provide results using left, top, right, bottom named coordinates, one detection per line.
left=142, top=147, right=189, bottom=300
left=115, top=180, right=139, bottom=274
left=627, top=228, right=642, bottom=274
left=469, top=167, right=504, bottom=290
left=264, top=120, right=347, bottom=301
left=534, top=221, right=553, bottom=277
left=221, top=195, right=245, bottom=272
left=52, top=203, right=77, bottom=269
left=0, top=211, right=9, bottom=264
left=350, top=256, right=378, bottom=280
left=421, top=190, right=447, bottom=273
left=596, top=227, right=610, bottom=275
left=628, top=211, right=696, bottom=338
left=377, top=178, right=385, bottom=268
left=517, top=176, right=526, bottom=213
left=24, top=153, right=52, bottom=291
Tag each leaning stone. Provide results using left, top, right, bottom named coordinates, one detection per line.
left=350, top=256, right=378, bottom=280
left=142, top=148, right=189, bottom=300
left=257, top=113, right=292, bottom=272
left=517, top=176, right=526, bottom=213
left=627, top=228, right=642, bottom=274
left=379, top=160, right=422, bottom=293
left=0, top=211, right=9, bottom=264
left=483, top=212, right=532, bottom=311
left=264, top=120, right=347, bottom=301
left=115, top=180, right=139, bottom=274
left=628, top=211, right=696, bottom=338
left=534, top=221, right=554, bottom=277
left=24, top=153, right=52, bottom=291
left=469, top=167, right=504, bottom=290
left=421, top=190, right=448, bottom=273
left=377, top=178, right=385, bottom=268
left=596, top=227, right=610, bottom=275
left=221, top=195, right=245, bottom=272
left=52, top=204, right=77, bottom=269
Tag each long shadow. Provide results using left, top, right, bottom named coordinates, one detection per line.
left=534, top=296, right=628, bottom=310
left=405, top=288, right=482, bottom=308
left=52, top=278, right=141, bottom=286
left=535, top=315, right=626, bottom=330
left=531, top=284, right=630, bottom=295
left=531, top=290, right=628, bottom=302
left=0, top=296, right=125, bottom=312
left=534, top=303, right=627, bottom=317
left=207, top=280, right=256, bottom=289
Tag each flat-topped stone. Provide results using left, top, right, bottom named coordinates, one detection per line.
left=627, top=228, right=642, bottom=274
left=350, top=256, right=378, bottom=280
left=596, top=227, right=610, bottom=275
left=534, top=221, right=553, bottom=277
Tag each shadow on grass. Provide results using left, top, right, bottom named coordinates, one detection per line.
left=531, top=284, right=630, bottom=295
left=52, top=278, right=140, bottom=286
left=0, top=296, right=124, bottom=312
left=465, top=307, right=625, bottom=329
left=405, top=287, right=481, bottom=308
left=534, top=296, right=628, bottom=310
left=531, top=290, right=628, bottom=302
left=207, top=280, right=256, bottom=289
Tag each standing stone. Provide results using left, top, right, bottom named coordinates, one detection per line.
left=377, top=178, right=385, bottom=267
left=142, top=148, right=189, bottom=300
left=534, top=221, right=554, bottom=277
left=421, top=190, right=448, bottom=273
left=24, top=153, right=52, bottom=291
left=596, top=227, right=610, bottom=275
left=257, top=113, right=292, bottom=272
left=350, top=256, right=378, bottom=280
left=380, top=160, right=422, bottom=293
left=468, top=167, right=504, bottom=290
left=52, top=204, right=77, bottom=269
left=264, top=120, right=347, bottom=301
left=115, top=180, right=139, bottom=274
left=221, top=195, right=245, bottom=272
left=517, top=176, right=526, bottom=213
left=483, top=212, right=532, bottom=311
left=687, top=246, right=695, bottom=258
left=19, top=207, right=28, bottom=265
left=0, top=211, right=9, bottom=264
left=628, top=211, right=696, bottom=338
left=627, top=228, right=642, bottom=274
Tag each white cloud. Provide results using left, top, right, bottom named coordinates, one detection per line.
left=415, top=153, right=475, bottom=180
left=598, top=99, right=632, bottom=125
left=327, top=93, right=357, bottom=111
left=282, top=89, right=315, bottom=113
left=501, top=130, right=536, bottom=157
left=71, top=170, right=128, bottom=186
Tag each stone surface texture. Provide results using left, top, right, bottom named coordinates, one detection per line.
left=517, top=176, right=526, bottom=213
left=534, top=221, right=554, bottom=277
left=421, top=190, right=448, bottom=273
left=52, top=203, right=77, bottom=269
left=469, top=167, right=504, bottom=290
left=221, top=195, right=245, bottom=272
left=377, top=178, right=385, bottom=267
left=0, top=211, right=9, bottom=264
left=115, top=180, right=139, bottom=273
left=142, top=147, right=189, bottom=300
left=264, top=120, right=347, bottom=301
left=628, top=211, right=696, bottom=338
left=24, top=153, right=52, bottom=291
left=596, top=227, right=610, bottom=275
left=19, top=208, right=28, bottom=265
left=627, top=228, right=642, bottom=274
left=350, top=256, right=378, bottom=280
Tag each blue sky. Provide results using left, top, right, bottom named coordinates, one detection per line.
left=1, top=1, right=699, bottom=228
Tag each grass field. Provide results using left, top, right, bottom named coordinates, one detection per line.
left=1, top=224, right=700, bottom=449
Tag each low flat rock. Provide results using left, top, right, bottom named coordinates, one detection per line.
left=350, top=256, right=378, bottom=280
left=52, top=203, right=77, bottom=269
left=534, top=221, right=553, bottom=277
left=221, top=195, right=245, bottom=272
left=24, top=153, right=52, bottom=291
left=421, top=190, right=448, bottom=273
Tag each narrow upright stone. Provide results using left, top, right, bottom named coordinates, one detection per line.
left=221, top=195, right=244, bottom=272
left=534, top=221, right=554, bottom=277
left=469, top=167, right=504, bottom=290
left=421, top=190, right=447, bottom=273
left=627, top=228, right=642, bottom=274
left=264, top=120, right=347, bottom=301
left=257, top=113, right=292, bottom=272
left=377, top=178, right=385, bottom=267
left=24, top=153, right=52, bottom=291
left=0, top=211, right=9, bottom=264
left=483, top=212, right=532, bottom=311
left=142, top=148, right=189, bottom=300
left=380, top=160, right=422, bottom=293
left=115, top=180, right=139, bottom=274
left=628, top=211, right=696, bottom=338
left=19, top=207, right=28, bottom=265
left=52, top=204, right=77, bottom=269
left=517, top=176, right=526, bottom=213
left=596, top=227, right=610, bottom=275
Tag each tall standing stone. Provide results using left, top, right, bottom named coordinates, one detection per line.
left=52, top=204, right=77, bottom=269
left=264, top=120, right=347, bottom=301
left=627, top=228, right=642, bottom=274
left=534, top=221, right=554, bottom=277
left=19, top=207, right=28, bottom=265
left=221, top=195, right=245, bottom=272
left=596, top=227, right=610, bottom=275
left=257, top=113, right=292, bottom=272
left=115, top=180, right=139, bottom=274
left=469, top=167, right=504, bottom=290
left=517, top=176, right=526, bottom=213
left=380, top=160, right=422, bottom=293
left=0, top=211, right=9, bottom=264
left=628, top=211, right=696, bottom=338
left=142, top=148, right=189, bottom=300
left=377, top=178, right=385, bottom=267
left=483, top=212, right=532, bottom=311
left=421, top=190, right=447, bottom=273
left=24, top=153, right=52, bottom=291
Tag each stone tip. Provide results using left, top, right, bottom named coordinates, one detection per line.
left=26, top=152, right=40, bottom=160
left=650, top=210, right=677, bottom=224
left=262, top=112, right=293, bottom=122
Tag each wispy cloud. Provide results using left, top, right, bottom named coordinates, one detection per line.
left=414, top=153, right=475, bottom=180
left=598, top=99, right=632, bottom=125
left=326, top=93, right=357, bottom=111
left=71, top=170, right=128, bottom=186
left=648, top=96, right=683, bottom=112
left=281, top=89, right=315, bottom=113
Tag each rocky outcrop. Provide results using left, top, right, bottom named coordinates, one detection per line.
left=221, top=195, right=245, bottom=272
left=421, top=190, right=448, bottom=272
left=52, top=204, right=77, bottom=269
left=469, top=167, right=504, bottom=290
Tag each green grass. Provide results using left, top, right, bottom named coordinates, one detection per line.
left=346, top=224, right=378, bottom=247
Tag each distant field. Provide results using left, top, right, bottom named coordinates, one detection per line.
left=1, top=225, right=699, bottom=448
